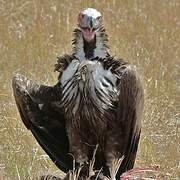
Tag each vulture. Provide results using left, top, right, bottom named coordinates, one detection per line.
left=12, top=8, right=144, bottom=180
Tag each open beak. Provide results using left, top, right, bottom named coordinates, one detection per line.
left=81, top=27, right=96, bottom=42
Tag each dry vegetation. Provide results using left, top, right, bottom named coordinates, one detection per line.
left=0, top=0, right=179, bottom=179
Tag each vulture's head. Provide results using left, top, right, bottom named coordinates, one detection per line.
left=78, top=8, right=102, bottom=42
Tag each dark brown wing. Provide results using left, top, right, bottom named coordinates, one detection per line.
left=116, top=65, right=144, bottom=177
left=12, top=74, right=74, bottom=173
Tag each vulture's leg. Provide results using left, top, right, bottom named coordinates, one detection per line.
left=105, top=128, right=124, bottom=180
left=66, top=121, right=88, bottom=165
left=12, top=74, right=73, bottom=173
left=105, top=67, right=143, bottom=179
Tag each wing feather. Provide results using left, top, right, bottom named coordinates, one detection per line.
left=116, top=65, right=144, bottom=176
left=12, top=74, right=73, bottom=173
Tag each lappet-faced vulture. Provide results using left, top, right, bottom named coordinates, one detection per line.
left=12, top=8, right=144, bottom=180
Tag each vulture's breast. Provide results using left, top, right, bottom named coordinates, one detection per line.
left=60, top=59, right=119, bottom=130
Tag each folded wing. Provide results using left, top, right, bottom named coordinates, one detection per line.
left=116, top=65, right=144, bottom=177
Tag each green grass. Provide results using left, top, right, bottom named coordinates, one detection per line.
left=0, top=0, right=179, bottom=179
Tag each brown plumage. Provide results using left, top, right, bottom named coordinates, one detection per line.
left=12, top=8, right=144, bottom=179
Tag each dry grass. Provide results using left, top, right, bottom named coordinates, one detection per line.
left=0, top=0, right=179, bottom=179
